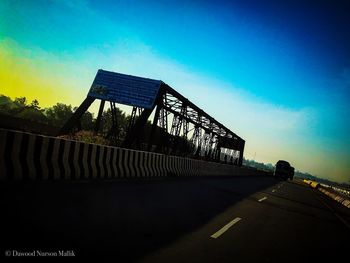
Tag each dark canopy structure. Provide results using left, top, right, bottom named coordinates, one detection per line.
left=59, top=69, right=245, bottom=166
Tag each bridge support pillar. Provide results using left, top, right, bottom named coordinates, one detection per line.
left=238, top=140, right=245, bottom=167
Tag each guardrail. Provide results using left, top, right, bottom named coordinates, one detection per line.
left=303, top=179, right=350, bottom=209
left=0, top=129, right=271, bottom=181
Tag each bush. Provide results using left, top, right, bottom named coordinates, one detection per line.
left=58, top=131, right=108, bottom=145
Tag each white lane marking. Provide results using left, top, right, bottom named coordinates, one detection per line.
left=211, top=217, right=242, bottom=239
left=258, top=197, right=267, bottom=202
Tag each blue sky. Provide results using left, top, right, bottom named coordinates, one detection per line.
left=1, top=0, right=349, bottom=182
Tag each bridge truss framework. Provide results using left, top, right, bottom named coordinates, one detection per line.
left=59, top=70, right=245, bottom=166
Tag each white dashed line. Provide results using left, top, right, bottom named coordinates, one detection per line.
left=258, top=197, right=267, bottom=202
left=211, top=217, right=242, bottom=239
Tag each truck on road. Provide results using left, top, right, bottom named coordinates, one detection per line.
left=274, top=160, right=294, bottom=180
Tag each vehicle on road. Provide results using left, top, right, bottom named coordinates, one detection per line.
left=274, top=160, right=294, bottom=180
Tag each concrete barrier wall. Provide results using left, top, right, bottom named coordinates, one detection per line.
left=0, top=129, right=270, bottom=181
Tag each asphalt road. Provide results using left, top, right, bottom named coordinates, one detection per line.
left=1, top=176, right=349, bottom=262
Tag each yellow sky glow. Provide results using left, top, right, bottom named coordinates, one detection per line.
left=0, top=40, right=86, bottom=108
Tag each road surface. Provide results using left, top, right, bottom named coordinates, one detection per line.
left=1, top=176, right=349, bottom=262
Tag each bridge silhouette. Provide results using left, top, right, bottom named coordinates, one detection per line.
left=59, top=69, right=245, bottom=166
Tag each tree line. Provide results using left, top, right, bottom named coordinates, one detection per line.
left=0, top=94, right=135, bottom=142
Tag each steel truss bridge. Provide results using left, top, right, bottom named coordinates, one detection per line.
left=59, top=70, right=245, bottom=166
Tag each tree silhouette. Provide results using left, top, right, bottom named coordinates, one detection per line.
left=14, top=97, right=27, bottom=107
left=30, top=99, right=40, bottom=110
left=45, top=103, right=73, bottom=127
